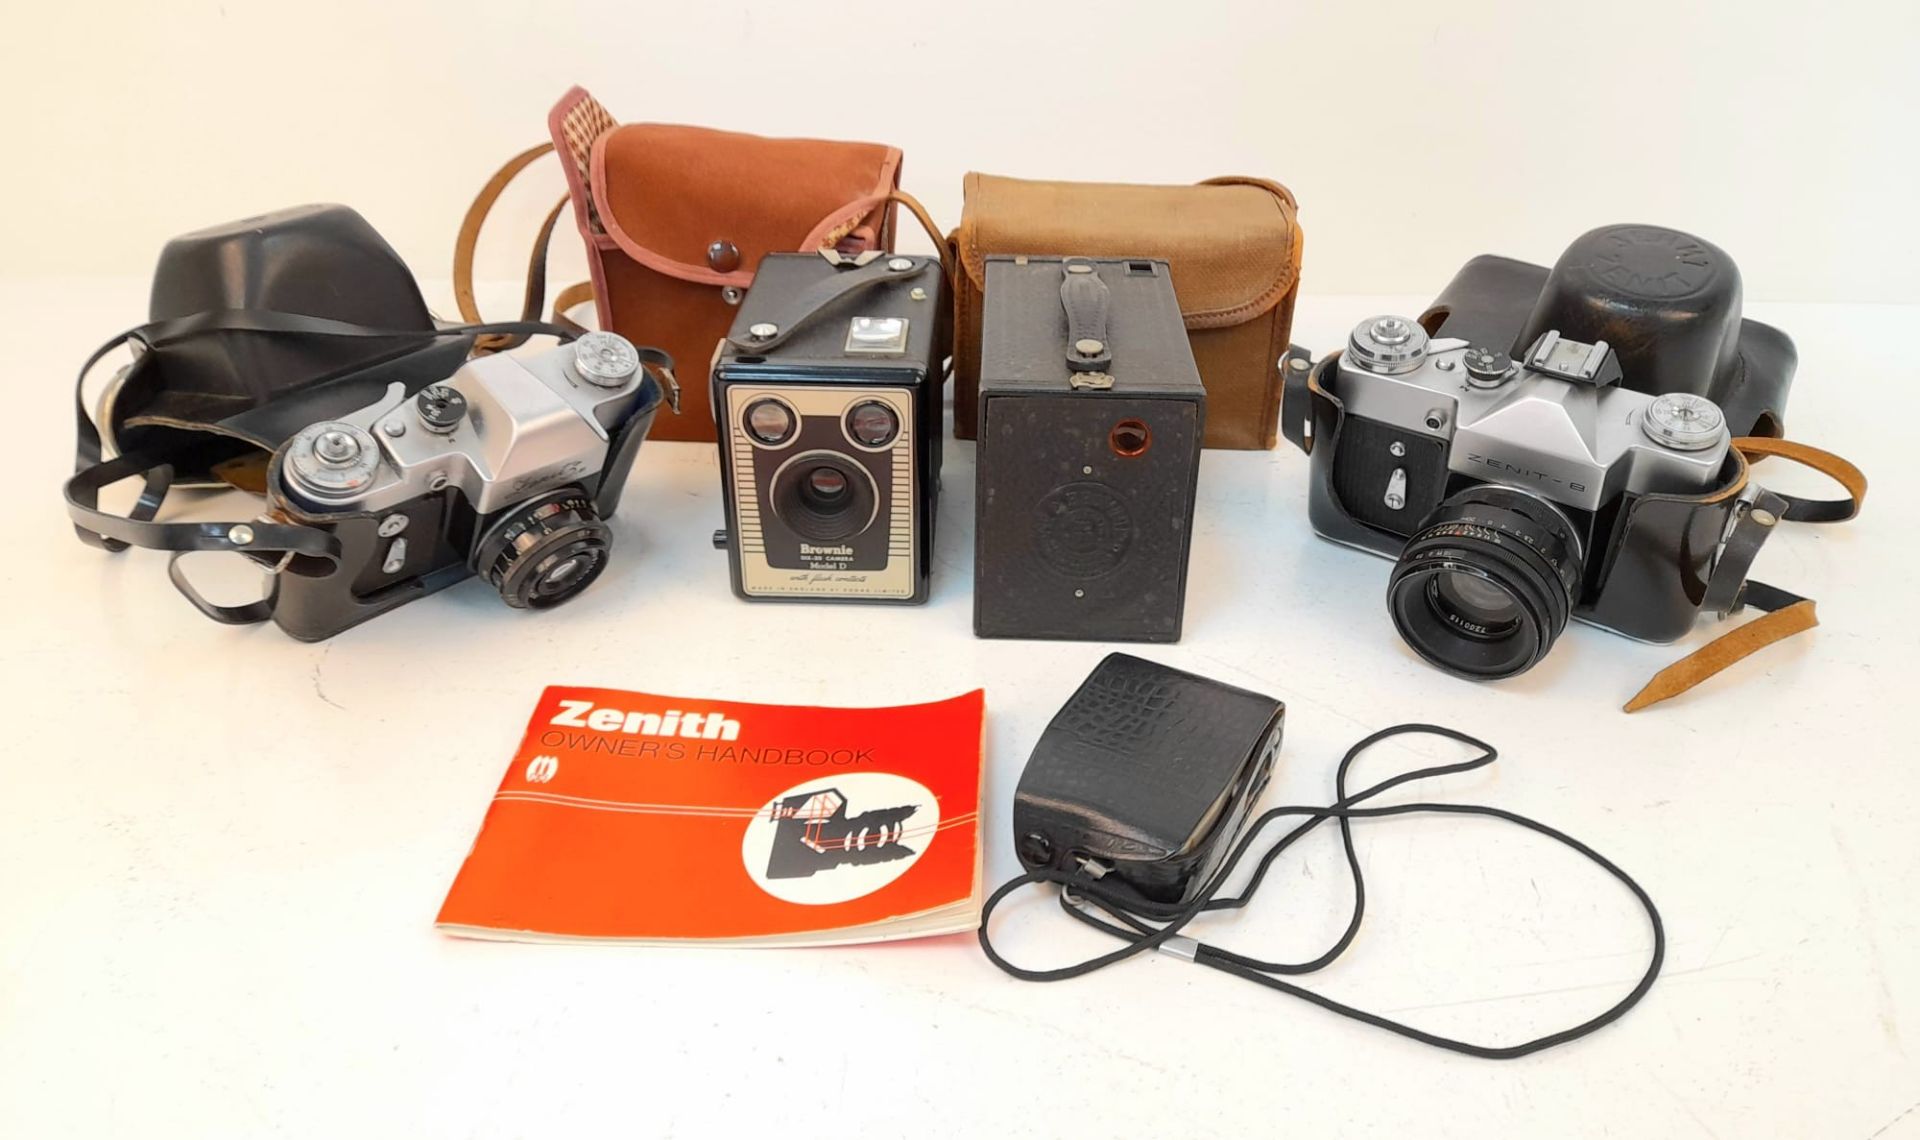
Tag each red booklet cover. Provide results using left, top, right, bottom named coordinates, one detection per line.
left=437, top=685, right=985, bottom=946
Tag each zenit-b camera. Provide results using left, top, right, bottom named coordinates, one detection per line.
left=259, top=333, right=673, bottom=640
left=1285, top=225, right=1799, bottom=680
left=711, top=251, right=945, bottom=604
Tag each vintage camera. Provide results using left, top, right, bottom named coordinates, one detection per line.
left=1283, top=225, right=1800, bottom=680
left=254, top=333, right=672, bottom=640
left=711, top=252, right=945, bottom=603
left=974, top=257, right=1205, bottom=642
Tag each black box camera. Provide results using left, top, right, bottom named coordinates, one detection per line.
left=974, top=256, right=1205, bottom=642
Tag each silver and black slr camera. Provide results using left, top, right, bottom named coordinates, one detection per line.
left=711, top=251, right=945, bottom=604
left=258, top=332, right=674, bottom=640
left=1284, top=225, right=1802, bottom=680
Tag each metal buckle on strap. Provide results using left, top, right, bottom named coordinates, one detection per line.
left=1705, top=486, right=1790, bottom=616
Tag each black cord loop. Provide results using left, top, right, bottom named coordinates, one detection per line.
left=977, top=725, right=1665, bottom=1059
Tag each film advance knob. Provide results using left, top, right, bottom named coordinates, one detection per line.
left=285, top=421, right=380, bottom=502
left=571, top=331, right=641, bottom=388
left=1641, top=392, right=1727, bottom=451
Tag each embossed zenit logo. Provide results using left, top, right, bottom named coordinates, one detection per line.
left=1585, top=226, right=1717, bottom=299
left=1033, top=482, right=1135, bottom=579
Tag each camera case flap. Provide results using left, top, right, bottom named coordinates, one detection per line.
left=1013, top=653, right=1284, bottom=907
left=1416, top=224, right=1794, bottom=439
left=102, top=204, right=471, bottom=487
left=975, top=256, right=1205, bottom=642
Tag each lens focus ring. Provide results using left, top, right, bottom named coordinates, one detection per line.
left=472, top=488, right=613, bottom=610
left=1386, top=486, right=1584, bottom=680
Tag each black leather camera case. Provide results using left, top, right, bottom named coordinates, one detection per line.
left=1012, top=653, right=1284, bottom=907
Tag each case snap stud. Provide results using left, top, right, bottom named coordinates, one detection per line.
left=707, top=240, right=741, bottom=273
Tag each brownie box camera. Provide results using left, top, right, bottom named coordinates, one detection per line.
left=711, top=252, right=945, bottom=604
left=974, top=256, right=1205, bottom=641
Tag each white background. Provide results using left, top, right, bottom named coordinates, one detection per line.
left=3, top=1, right=1919, bottom=1137
left=3, top=0, right=1918, bottom=300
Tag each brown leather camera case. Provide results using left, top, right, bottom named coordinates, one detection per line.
left=949, top=173, right=1302, bottom=449
left=547, top=87, right=904, bottom=442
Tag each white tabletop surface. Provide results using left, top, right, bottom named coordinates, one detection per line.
left=3, top=281, right=1915, bottom=1139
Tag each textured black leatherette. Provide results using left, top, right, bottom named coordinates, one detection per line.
left=1013, top=653, right=1284, bottom=904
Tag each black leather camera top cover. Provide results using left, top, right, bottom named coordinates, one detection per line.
left=1418, top=224, right=1794, bottom=438
left=1013, top=653, right=1284, bottom=906
left=99, top=203, right=470, bottom=485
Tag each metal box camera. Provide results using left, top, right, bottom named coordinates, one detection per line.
left=974, top=256, right=1205, bottom=642
left=711, top=252, right=945, bottom=604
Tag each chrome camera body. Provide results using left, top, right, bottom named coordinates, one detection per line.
left=259, top=333, right=670, bottom=640
left=1299, top=314, right=1746, bottom=680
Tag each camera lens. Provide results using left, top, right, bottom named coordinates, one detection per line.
left=803, top=467, right=850, bottom=504
left=845, top=401, right=899, bottom=448
left=770, top=451, right=878, bottom=542
left=472, top=488, right=613, bottom=610
left=745, top=398, right=796, bottom=446
left=1385, top=485, right=1584, bottom=679
left=1428, top=571, right=1523, bottom=638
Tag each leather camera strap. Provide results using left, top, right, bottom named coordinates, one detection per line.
left=453, top=142, right=578, bottom=355
left=1730, top=436, right=1867, bottom=522
left=1622, top=437, right=1867, bottom=712
left=69, top=316, right=570, bottom=556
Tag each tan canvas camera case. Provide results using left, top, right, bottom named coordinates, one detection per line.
left=949, top=173, right=1303, bottom=449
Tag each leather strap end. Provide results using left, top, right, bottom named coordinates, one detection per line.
left=1732, top=436, right=1868, bottom=523
left=1622, top=599, right=1819, bottom=713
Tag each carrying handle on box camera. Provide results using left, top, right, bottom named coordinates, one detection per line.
left=978, top=724, right=1666, bottom=1060
left=1624, top=437, right=1867, bottom=712
left=66, top=313, right=577, bottom=621
left=721, top=252, right=939, bottom=354
left=1059, top=259, right=1115, bottom=381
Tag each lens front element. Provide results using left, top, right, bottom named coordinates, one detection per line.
left=473, top=488, right=613, bottom=610
left=770, top=451, right=879, bottom=542
left=1429, top=570, right=1525, bottom=639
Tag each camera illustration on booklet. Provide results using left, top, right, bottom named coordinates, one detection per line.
left=258, top=333, right=673, bottom=640
left=711, top=251, right=945, bottom=604
left=1285, top=225, right=1802, bottom=681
